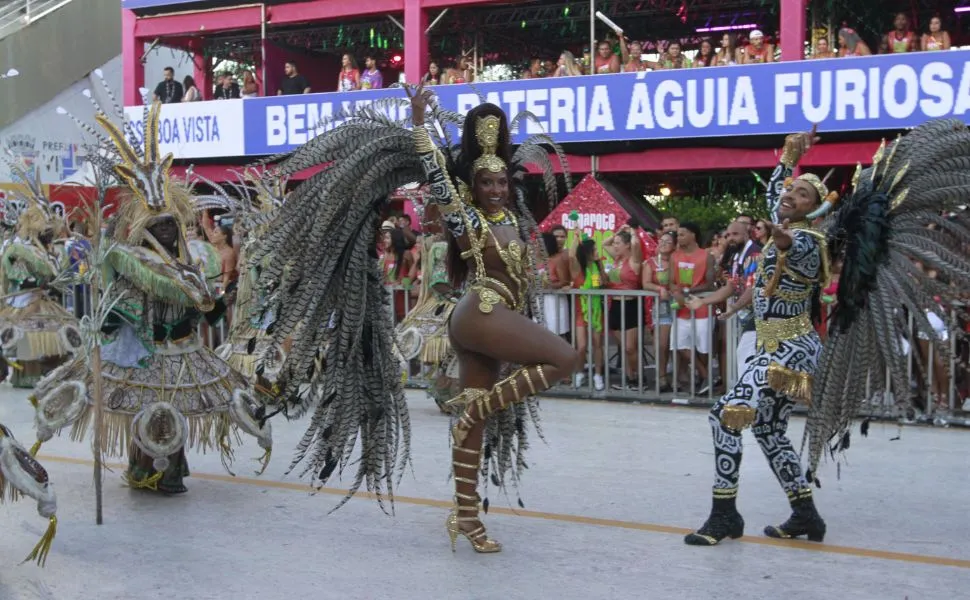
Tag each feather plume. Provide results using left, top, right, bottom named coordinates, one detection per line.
left=805, top=119, right=970, bottom=476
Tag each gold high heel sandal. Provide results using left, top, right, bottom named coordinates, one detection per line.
left=446, top=446, right=501, bottom=553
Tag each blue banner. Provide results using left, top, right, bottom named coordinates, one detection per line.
left=242, top=51, right=970, bottom=156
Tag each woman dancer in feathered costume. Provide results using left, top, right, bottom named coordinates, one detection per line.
left=395, top=203, right=461, bottom=413
left=0, top=162, right=82, bottom=387
left=249, top=85, right=581, bottom=552
left=30, top=102, right=272, bottom=494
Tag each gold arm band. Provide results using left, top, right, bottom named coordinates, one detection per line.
left=522, top=369, right=537, bottom=396
left=413, top=126, right=436, bottom=154
left=535, top=365, right=550, bottom=389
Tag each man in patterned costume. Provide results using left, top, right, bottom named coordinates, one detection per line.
left=685, top=126, right=834, bottom=546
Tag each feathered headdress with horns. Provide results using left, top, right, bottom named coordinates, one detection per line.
left=248, top=92, right=570, bottom=512
left=804, top=119, right=970, bottom=480
left=0, top=152, right=64, bottom=239
left=93, top=102, right=194, bottom=258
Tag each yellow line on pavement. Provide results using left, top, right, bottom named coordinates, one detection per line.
left=39, top=453, right=970, bottom=570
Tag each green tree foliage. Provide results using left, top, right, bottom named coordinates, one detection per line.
left=652, top=193, right=770, bottom=240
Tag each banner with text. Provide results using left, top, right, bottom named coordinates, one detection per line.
left=123, top=100, right=244, bottom=159
left=242, top=51, right=970, bottom=155
left=124, top=51, right=970, bottom=159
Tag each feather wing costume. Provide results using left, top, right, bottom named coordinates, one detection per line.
left=805, top=118, right=970, bottom=477
left=250, top=95, right=569, bottom=511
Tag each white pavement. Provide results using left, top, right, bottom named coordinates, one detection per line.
left=1, top=385, right=968, bottom=600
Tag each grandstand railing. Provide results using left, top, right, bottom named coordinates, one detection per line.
left=57, top=281, right=968, bottom=425
left=0, top=0, right=74, bottom=40
left=388, top=286, right=969, bottom=424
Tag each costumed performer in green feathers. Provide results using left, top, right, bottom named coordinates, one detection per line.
left=395, top=202, right=462, bottom=414
left=247, top=84, right=580, bottom=553
left=0, top=161, right=82, bottom=387
left=29, top=102, right=272, bottom=495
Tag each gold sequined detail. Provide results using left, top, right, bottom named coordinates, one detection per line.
left=720, top=405, right=757, bottom=431
left=755, top=313, right=813, bottom=353
left=476, top=287, right=503, bottom=314
left=766, top=362, right=813, bottom=403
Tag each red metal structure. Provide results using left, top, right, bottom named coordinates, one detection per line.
left=120, top=0, right=882, bottom=179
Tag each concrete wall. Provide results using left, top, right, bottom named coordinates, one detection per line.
left=0, top=0, right=121, bottom=129
left=0, top=55, right=122, bottom=184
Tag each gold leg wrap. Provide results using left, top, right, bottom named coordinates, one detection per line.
left=447, top=444, right=501, bottom=554
left=450, top=366, right=550, bottom=446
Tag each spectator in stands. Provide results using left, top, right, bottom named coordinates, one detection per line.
left=423, top=61, right=441, bottom=85
left=152, top=66, right=183, bottom=104
left=693, top=38, right=716, bottom=67
left=670, top=222, right=716, bottom=391
left=618, top=36, right=653, bottom=72
left=445, top=55, right=474, bottom=84
left=661, top=214, right=680, bottom=235
left=360, top=55, right=383, bottom=90
left=338, top=54, right=360, bottom=91
left=642, top=230, right=677, bottom=392
left=569, top=238, right=607, bottom=391
left=214, top=72, right=240, bottom=100
left=753, top=218, right=772, bottom=246
left=882, top=12, right=917, bottom=53
left=922, top=15, right=951, bottom=51
left=603, top=228, right=643, bottom=389
left=811, top=37, right=836, bottom=59
left=540, top=228, right=571, bottom=342
left=593, top=40, right=621, bottom=74
left=716, top=33, right=739, bottom=65
left=838, top=27, right=872, bottom=56
left=241, top=69, right=259, bottom=98
left=522, top=58, right=545, bottom=79
left=277, top=61, right=310, bottom=95
left=658, top=41, right=692, bottom=69
left=554, top=51, right=584, bottom=77
left=739, top=30, right=774, bottom=64
left=182, top=75, right=201, bottom=102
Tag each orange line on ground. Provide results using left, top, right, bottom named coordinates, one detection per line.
left=39, top=453, right=970, bottom=570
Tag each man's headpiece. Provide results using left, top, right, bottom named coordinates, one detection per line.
left=471, top=115, right=506, bottom=175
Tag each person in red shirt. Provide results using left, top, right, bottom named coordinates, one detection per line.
left=603, top=228, right=642, bottom=388
left=669, top=222, right=716, bottom=390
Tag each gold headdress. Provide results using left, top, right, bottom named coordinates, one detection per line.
left=471, top=115, right=506, bottom=175
left=796, top=173, right=828, bottom=201
left=783, top=172, right=840, bottom=221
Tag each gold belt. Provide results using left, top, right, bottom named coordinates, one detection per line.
left=755, top=313, right=813, bottom=353
left=468, top=281, right=516, bottom=314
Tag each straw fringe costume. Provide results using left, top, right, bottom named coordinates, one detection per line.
left=396, top=234, right=459, bottom=412
left=30, top=103, right=272, bottom=494
left=248, top=95, right=568, bottom=521
left=0, top=166, right=81, bottom=387
left=0, top=423, right=58, bottom=566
